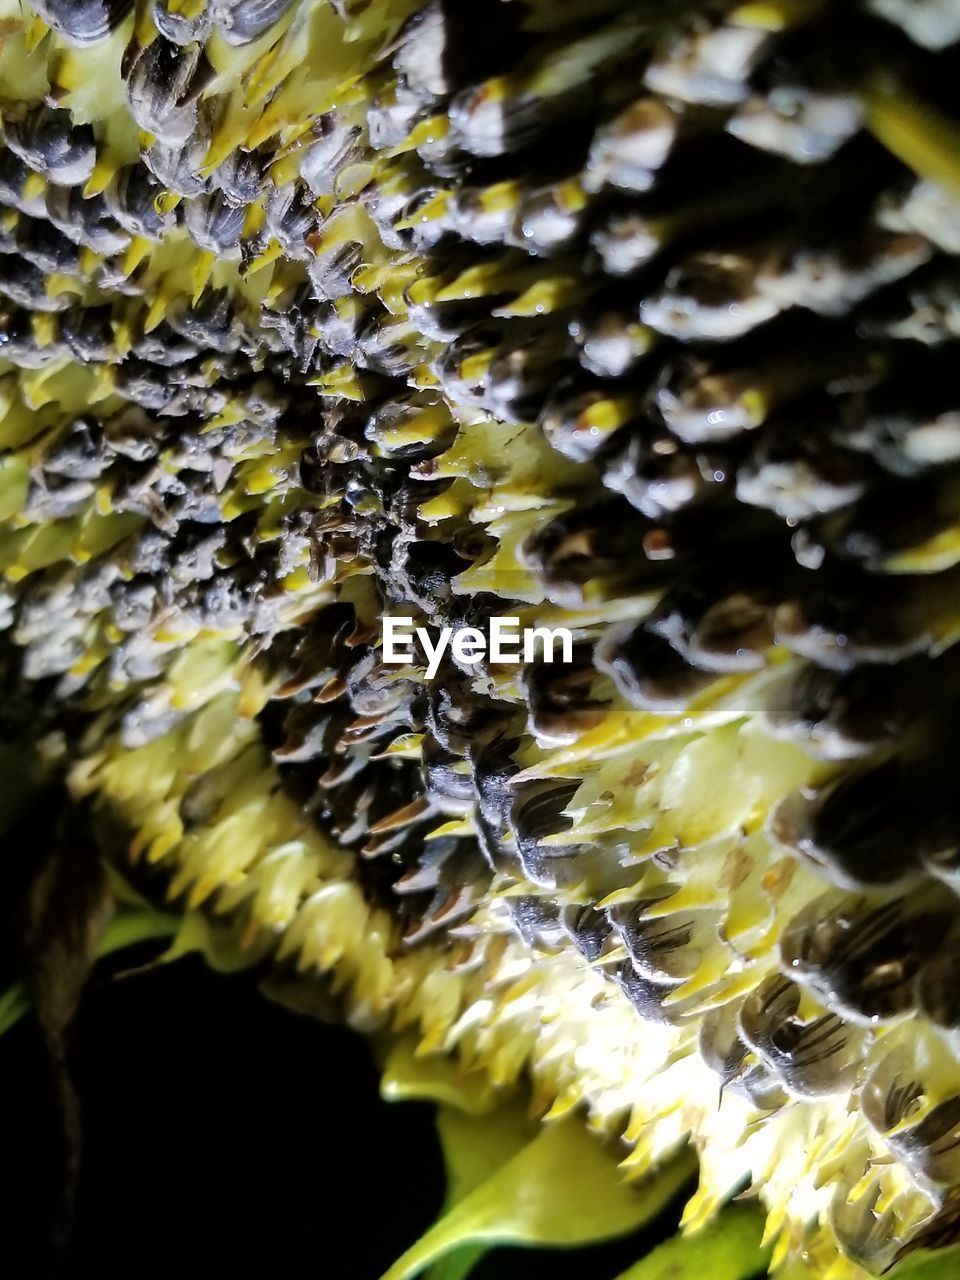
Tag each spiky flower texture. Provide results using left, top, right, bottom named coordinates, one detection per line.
left=2, top=0, right=960, bottom=1274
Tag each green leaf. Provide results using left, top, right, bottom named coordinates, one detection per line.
left=159, top=908, right=272, bottom=972
left=424, top=1245, right=487, bottom=1280
left=613, top=1203, right=769, bottom=1280
left=379, top=1115, right=696, bottom=1280
left=772, top=1238, right=960, bottom=1280
left=0, top=982, right=29, bottom=1038
left=99, top=906, right=181, bottom=957
left=0, top=905, right=179, bottom=1039
left=893, top=1248, right=960, bottom=1280
left=101, top=860, right=161, bottom=911
left=380, top=1034, right=509, bottom=1116
left=436, top=1100, right=538, bottom=1206
left=424, top=1098, right=540, bottom=1280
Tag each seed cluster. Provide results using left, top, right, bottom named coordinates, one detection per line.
left=2, top=0, right=960, bottom=1272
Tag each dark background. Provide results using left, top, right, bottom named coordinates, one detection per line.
left=0, top=955, right=684, bottom=1278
